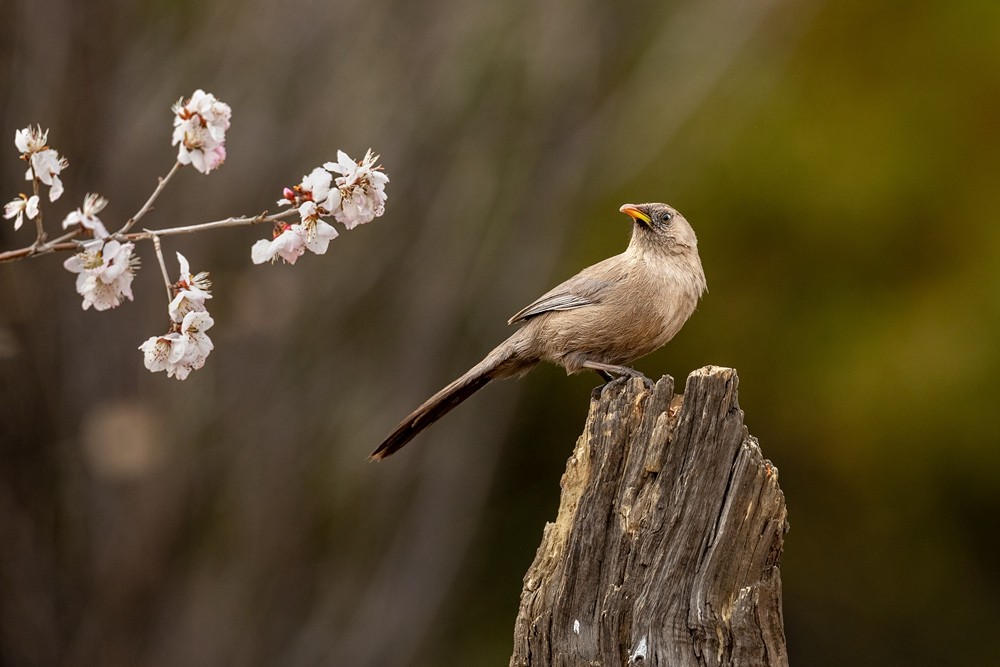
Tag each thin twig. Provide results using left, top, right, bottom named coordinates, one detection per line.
left=46, top=227, right=85, bottom=247
left=118, top=161, right=182, bottom=235
left=149, top=233, right=173, bottom=303
left=30, top=171, right=45, bottom=247
left=122, top=208, right=294, bottom=241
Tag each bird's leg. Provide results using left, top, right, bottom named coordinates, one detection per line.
left=582, top=360, right=645, bottom=381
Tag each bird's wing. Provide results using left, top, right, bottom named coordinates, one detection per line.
left=507, top=271, right=613, bottom=325
left=507, top=293, right=592, bottom=324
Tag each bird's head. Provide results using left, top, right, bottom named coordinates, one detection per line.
left=619, top=202, right=698, bottom=254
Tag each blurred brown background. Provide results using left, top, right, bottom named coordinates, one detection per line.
left=2, top=0, right=999, bottom=665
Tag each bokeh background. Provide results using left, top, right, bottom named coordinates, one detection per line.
left=2, top=0, right=999, bottom=665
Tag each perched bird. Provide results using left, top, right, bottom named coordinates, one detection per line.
left=370, top=203, right=707, bottom=460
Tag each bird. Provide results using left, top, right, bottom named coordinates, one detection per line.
left=370, top=202, right=707, bottom=460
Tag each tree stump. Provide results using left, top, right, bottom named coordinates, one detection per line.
left=510, top=366, right=788, bottom=667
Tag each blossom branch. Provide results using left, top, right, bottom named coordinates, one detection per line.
left=4, top=97, right=389, bottom=382
left=0, top=240, right=76, bottom=263
left=0, top=209, right=294, bottom=264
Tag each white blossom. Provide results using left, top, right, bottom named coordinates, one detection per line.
left=300, top=218, right=340, bottom=254
left=14, top=126, right=48, bottom=154
left=301, top=167, right=343, bottom=213
left=187, top=90, right=231, bottom=143
left=168, top=252, right=212, bottom=323
left=29, top=149, right=67, bottom=201
left=62, top=239, right=139, bottom=311
left=3, top=194, right=39, bottom=231
left=139, top=310, right=214, bottom=380
left=251, top=218, right=339, bottom=265
left=61, top=193, right=110, bottom=238
left=138, top=335, right=176, bottom=376
left=172, top=89, right=232, bottom=174
left=252, top=223, right=306, bottom=265
left=324, top=149, right=388, bottom=229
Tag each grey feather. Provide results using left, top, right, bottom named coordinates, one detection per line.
left=507, top=293, right=593, bottom=324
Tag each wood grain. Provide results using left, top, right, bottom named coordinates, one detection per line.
left=511, top=366, right=788, bottom=667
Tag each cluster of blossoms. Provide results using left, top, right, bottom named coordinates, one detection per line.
left=4, top=89, right=387, bottom=381
left=16, top=125, right=67, bottom=201
left=58, top=192, right=132, bottom=310
left=62, top=239, right=140, bottom=311
left=172, top=89, right=232, bottom=174
left=252, top=149, right=388, bottom=265
left=139, top=253, right=215, bottom=380
left=3, top=125, right=68, bottom=228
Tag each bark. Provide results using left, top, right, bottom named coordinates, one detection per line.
left=511, top=366, right=788, bottom=667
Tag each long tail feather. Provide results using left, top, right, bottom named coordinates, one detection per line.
left=369, top=370, right=493, bottom=460
left=370, top=330, right=534, bottom=460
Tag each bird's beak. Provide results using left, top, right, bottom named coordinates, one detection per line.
left=620, top=204, right=652, bottom=226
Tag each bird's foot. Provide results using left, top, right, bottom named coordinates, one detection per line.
left=582, top=360, right=646, bottom=382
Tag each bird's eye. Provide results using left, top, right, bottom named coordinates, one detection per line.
left=661, top=212, right=673, bottom=223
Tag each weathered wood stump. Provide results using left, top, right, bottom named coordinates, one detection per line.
left=511, top=366, right=788, bottom=667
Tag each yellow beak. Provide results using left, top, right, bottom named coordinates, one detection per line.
left=619, top=204, right=651, bottom=225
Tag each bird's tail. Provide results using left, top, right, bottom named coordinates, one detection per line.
left=369, top=330, right=534, bottom=461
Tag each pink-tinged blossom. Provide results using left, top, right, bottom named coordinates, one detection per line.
left=62, top=239, right=140, bottom=311
left=3, top=194, right=39, bottom=231
left=251, top=218, right=339, bottom=265
left=62, top=193, right=110, bottom=238
left=172, top=89, right=232, bottom=174
left=277, top=167, right=343, bottom=224
left=138, top=310, right=215, bottom=380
